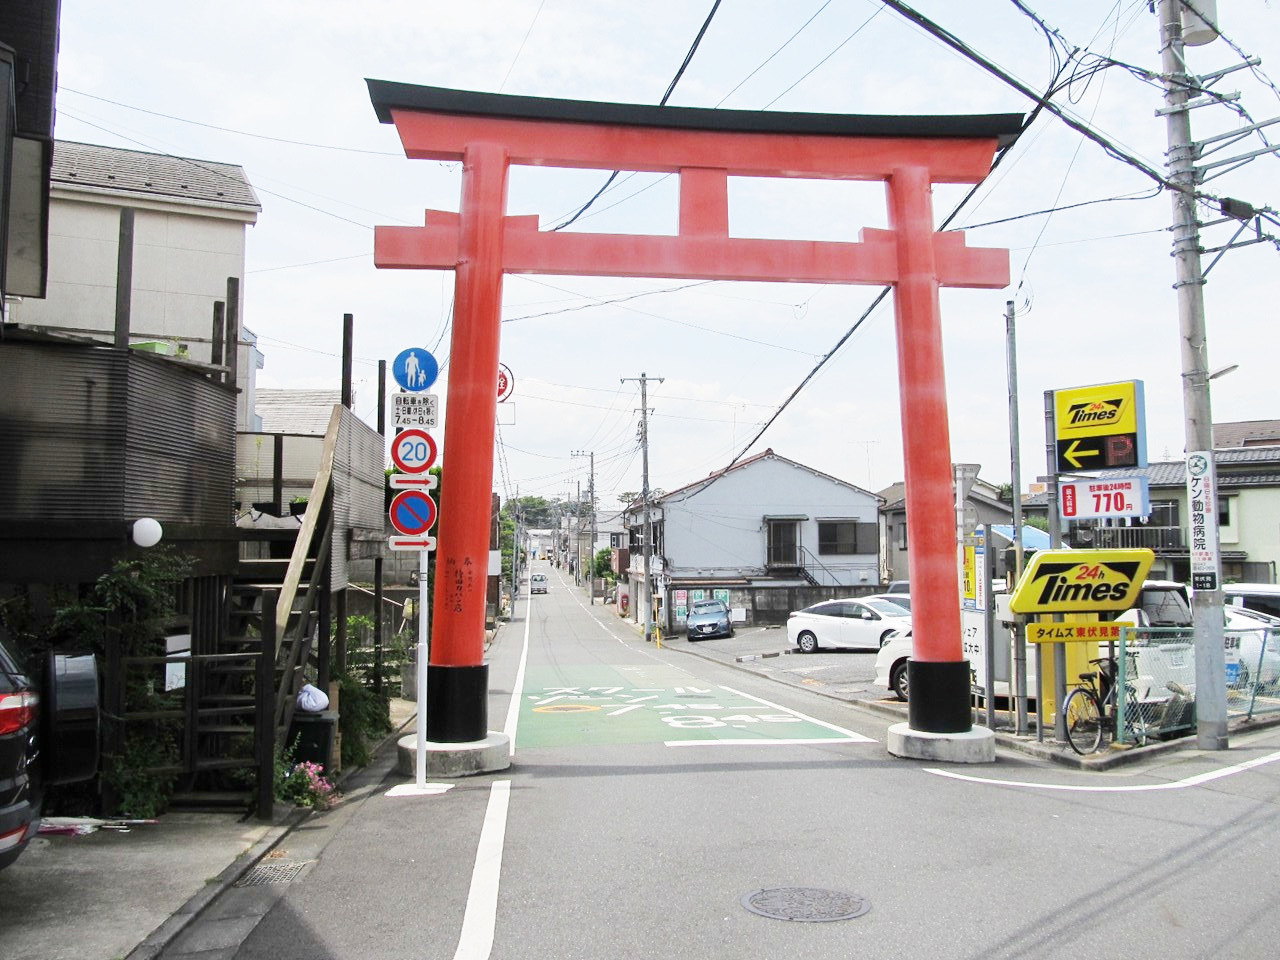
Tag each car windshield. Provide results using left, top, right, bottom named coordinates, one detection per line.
left=1139, top=587, right=1192, bottom=627
left=692, top=601, right=726, bottom=615
left=532, top=574, right=546, bottom=581
left=866, top=598, right=910, bottom=616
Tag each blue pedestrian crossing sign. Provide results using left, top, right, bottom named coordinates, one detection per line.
left=392, top=348, right=438, bottom=392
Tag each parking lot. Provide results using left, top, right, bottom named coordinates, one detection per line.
left=665, top=622, right=905, bottom=711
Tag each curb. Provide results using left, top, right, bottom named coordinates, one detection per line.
left=124, top=673, right=434, bottom=960
left=662, top=632, right=1280, bottom=771
left=123, top=806, right=309, bottom=960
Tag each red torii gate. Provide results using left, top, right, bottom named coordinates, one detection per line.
left=369, top=80, right=1023, bottom=752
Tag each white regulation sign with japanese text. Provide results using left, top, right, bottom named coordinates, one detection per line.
left=1058, top=476, right=1150, bottom=520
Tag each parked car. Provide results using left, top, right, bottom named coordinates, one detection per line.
left=530, top=573, right=548, bottom=595
left=874, top=596, right=1277, bottom=704
left=685, top=599, right=734, bottom=641
left=1, top=643, right=99, bottom=870
left=862, top=593, right=911, bottom=613
left=787, top=598, right=911, bottom=653
left=1223, top=583, right=1280, bottom=620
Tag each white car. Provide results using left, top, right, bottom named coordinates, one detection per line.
left=873, top=603, right=1279, bottom=703
left=786, top=598, right=911, bottom=653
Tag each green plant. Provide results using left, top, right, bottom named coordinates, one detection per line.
left=103, top=731, right=179, bottom=818
left=334, top=669, right=392, bottom=769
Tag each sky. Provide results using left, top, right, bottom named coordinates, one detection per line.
left=52, top=1, right=1280, bottom=512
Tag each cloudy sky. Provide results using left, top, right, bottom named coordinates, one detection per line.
left=53, top=1, right=1280, bottom=509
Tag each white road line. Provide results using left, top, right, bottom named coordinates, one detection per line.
left=925, top=748, right=1280, bottom=792
left=452, top=780, right=512, bottom=960
left=718, top=684, right=876, bottom=742
left=501, top=593, right=532, bottom=759
left=665, top=737, right=874, bottom=747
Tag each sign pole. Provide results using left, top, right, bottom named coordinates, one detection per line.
left=415, top=547, right=430, bottom=788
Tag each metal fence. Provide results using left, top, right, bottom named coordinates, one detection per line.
left=1113, top=623, right=1280, bottom=744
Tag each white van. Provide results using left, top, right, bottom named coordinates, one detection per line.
left=1223, top=583, right=1280, bottom=620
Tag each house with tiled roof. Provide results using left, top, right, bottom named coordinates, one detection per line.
left=620, top=450, right=883, bottom=630
left=1073, top=428, right=1280, bottom=583
left=8, top=140, right=264, bottom=428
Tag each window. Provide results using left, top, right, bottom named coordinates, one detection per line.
left=1218, top=496, right=1232, bottom=527
left=897, top=522, right=908, bottom=550
left=818, top=521, right=858, bottom=555
left=767, top=520, right=799, bottom=566
left=1149, top=500, right=1179, bottom=527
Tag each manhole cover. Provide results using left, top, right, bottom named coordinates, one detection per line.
left=235, top=860, right=313, bottom=886
left=741, top=887, right=871, bottom=922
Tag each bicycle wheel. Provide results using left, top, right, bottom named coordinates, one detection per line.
left=1063, top=688, right=1103, bottom=755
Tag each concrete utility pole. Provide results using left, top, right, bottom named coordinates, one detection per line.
left=572, top=450, right=597, bottom=604
left=622, top=373, right=663, bottom=641
left=1157, top=0, right=1227, bottom=749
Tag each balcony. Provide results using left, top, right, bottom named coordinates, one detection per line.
left=1091, top=526, right=1184, bottom=551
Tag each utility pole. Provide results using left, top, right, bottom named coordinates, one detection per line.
left=572, top=450, right=597, bottom=604
left=1157, top=0, right=1227, bottom=749
left=622, top=373, right=663, bottom=641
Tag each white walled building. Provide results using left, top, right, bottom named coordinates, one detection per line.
left=8, top=140, right=263, bottom=428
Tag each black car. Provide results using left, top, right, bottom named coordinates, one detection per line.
left=0, top=641, right=99, bottom=870
left=685, top=599, right=734, bottom=640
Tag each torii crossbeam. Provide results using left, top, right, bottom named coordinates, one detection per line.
left=369, top=80, right=1024, bottom=755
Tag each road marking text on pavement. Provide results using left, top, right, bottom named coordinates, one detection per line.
left=518, top=665, right=874, bottom=748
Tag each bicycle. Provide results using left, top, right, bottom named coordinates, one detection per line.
left=1062, top=656, right=1145, bottom=755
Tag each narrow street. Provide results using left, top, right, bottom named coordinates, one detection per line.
left=178, top=562, right=1280, bottom=959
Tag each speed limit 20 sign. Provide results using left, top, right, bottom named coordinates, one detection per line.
left=391, top=429, right=438, bottom=475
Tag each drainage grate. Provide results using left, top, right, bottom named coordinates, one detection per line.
left=235, top=860, right=314, bottom=887
left=741, top=887, right=871, bottom=922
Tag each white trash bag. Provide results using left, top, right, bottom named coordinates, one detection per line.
left=297, top=683, right=329, bottom=712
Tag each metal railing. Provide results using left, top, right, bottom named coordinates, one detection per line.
left=1092, top=526, right=1184, bottom=551
left=1114, top=623, right=1280, bottom=743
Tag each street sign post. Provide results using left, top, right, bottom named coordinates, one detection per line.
left=393, top=393, right=438, bottom=429
left=1052, top=380, right=1147, bottom=473
left=1058, top=476, right=1151, bottom=520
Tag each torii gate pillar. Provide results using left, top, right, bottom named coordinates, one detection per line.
left=369, top=81, right=1023, bottom=763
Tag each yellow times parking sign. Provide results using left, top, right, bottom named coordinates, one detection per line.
left=1008, top=549, right=1154, bottom=614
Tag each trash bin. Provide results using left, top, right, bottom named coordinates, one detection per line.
left=287, top=710, right=337, bottom=772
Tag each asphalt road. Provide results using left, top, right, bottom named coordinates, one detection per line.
left=177, top=562, right=1280, bottom=959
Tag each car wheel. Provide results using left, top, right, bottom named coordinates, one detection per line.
left=797, top=631, right=818, bottom=654
left=890, top=661, right=909, bottom=701
left=879, top=631, right=895, bottom=648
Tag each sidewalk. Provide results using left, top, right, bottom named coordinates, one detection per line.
left=0, top=697, right=419, bottom=960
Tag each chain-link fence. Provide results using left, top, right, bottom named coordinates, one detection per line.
left=1113, top=622, right=1280, bottom=744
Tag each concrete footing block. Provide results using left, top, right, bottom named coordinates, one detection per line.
left=887, top=722, right=995, bottom=763
left=395, top=732, right=511, bottom=778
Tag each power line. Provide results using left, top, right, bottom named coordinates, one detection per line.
left=59, top=87, right=405, bottom=155
left=552, top=0, right=724, bottom=231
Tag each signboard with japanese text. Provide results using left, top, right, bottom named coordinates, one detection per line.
left=1187, top=451, right=1220, bottom=591
left=1059, top=476, right=1150, bottom=520
left=1027, top=621, right=1123, bottom=644
left=1052, top=380, right=1147, bottom=473
left=393, top=393, right=438, bottom=428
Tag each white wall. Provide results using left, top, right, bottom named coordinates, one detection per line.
left=662, top=456, right=879, bottom=584
left=13, top=196, right=250, bottom=363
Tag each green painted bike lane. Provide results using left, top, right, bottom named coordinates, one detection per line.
left=516, top=661, right=875, bottom=749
